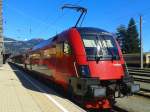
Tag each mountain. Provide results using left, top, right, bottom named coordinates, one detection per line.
left=4, top=37, right=45, bottom=55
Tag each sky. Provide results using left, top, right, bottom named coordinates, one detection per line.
left=3, top=0, right=150, bottom=52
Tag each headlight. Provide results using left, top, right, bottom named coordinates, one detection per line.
left=78, top=65, right=90, bottom=77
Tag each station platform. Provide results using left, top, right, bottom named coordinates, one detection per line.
left=0, top=63, right=86, bottom=112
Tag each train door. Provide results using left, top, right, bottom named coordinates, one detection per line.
left=63, top=41, right=74, bottom=75
left=55, top=40, right=74, bottom=88
left=55, top=42, right=64, bottom=84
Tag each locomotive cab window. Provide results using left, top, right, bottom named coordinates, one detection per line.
left=63, top=42, right=72, bottom=55
left=81, top=34, right=120, bottom=61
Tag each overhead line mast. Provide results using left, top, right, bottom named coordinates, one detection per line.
left=140, top=15, right=143, bottom=69
left=0, top=0, right=3, bottom=66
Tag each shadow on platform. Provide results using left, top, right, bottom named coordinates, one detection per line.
left=8, top=63, right=65, bottom=97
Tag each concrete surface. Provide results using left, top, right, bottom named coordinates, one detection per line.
left=0, top=63, right=86, bottom=112
left=116, top=95, right=150, bottom=112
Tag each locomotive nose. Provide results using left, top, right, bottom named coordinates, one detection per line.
left=88, top=61, right=124, bottom=80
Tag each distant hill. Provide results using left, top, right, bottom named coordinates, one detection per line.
left=4, top=37, right=45, bottom=55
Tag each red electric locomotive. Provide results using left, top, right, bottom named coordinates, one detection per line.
left=14, top=27, right=140, bottom=109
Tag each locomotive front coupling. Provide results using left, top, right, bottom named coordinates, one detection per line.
left=69, top=78, right=106, bottom=99
left=120, top=75, right=140, bottom=95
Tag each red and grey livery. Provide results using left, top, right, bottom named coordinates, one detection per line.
left=12, top=27, right=140, bottom=109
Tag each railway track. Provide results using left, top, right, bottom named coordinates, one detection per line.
left=133, top=77, right=150, bottom=83
left=128, top=67, right=150, bottom=71
left=129, top=71, right=150, bottom=77
left=135, top=88, right=150, bottom=98
left=110, top=68, right=150, bottom=112
left=128, top=67, right=150, bottom=83
left=128, top=67, right=150, bottom=98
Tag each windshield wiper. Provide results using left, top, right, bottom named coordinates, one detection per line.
left=95, top=36, right=103, bottom=63
left=101, top=35, right=116, bottom=61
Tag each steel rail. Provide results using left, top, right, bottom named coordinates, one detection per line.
left=134, top=77, right=150, bottom=83
left=128, top=68, right=150, bottom=72
left=135, top=88, right=150, bottom=99
left=129, top=70, right=150, bottom=74
left=130, top=72, right=150, bottom=77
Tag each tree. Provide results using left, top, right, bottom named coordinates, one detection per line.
left=116, top=18, right=140, bottom=54
left=127, top=18, right=140, bottom=53
left=116, top=25, right=127, bottom=53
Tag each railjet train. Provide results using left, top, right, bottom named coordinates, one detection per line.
left=12, top=27, right=140, bottom=109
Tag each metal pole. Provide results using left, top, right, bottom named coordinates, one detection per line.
left=0, top=0, right=3, bottom=66
left=140, top=15, right=143, bottom=69
left=75, top=11, right=84, bottom=27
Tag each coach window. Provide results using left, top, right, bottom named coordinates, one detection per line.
left=31, top=53, right=40, bottom=59
left=56, top=43, right=63, bottom=57
left=43, top=49, right=51, bottom=58
left=63, top=42, right=72, bottom=55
